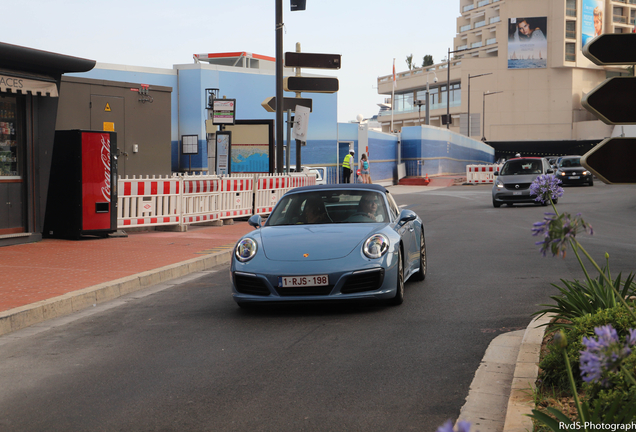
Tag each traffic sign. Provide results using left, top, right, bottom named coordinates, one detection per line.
left=285, top=52, right=341, bottom=69
left=261, top=96, right=313, bottom=113
left=583, top=34, right=636, bottom=66
left=284, top=77, right=339, bottom=93
left=581, top=137, right=636, bottom=184
left=582, top=77, right=636, bottom=124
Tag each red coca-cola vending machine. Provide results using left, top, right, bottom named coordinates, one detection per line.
left=44, top=130, right=117, bottom=239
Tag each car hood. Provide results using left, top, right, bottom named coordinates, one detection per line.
left=257, top=224, right=382, bottom=261
left=558, top=167, right=584, bottom=173
left=497, top=174, right=540, bottom=184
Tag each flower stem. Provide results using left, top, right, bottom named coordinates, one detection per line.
left=568, top=239, right=594, bottom=287
left=563, top=348, right=587, bottom=429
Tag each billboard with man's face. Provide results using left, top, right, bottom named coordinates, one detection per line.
left=508, top=17, right=548, bottom=69
left=582, top=0, right=604, bottom=48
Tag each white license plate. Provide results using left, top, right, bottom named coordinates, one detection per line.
left=278, top=275, right=329, bottom=287
left=513, top=191, right=522, bottom=195
left=568, top=176, right=580, bottom=179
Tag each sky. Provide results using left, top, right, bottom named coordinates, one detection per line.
left=8, top=0, right=459, bottom=123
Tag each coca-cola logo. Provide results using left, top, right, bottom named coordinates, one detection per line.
left=100, top=135, right=111, bottom=202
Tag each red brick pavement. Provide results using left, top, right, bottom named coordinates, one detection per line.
left=0, top=222, right=253, bottom=313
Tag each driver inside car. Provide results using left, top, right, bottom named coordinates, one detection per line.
left=358, top=194, right=378, bottom=221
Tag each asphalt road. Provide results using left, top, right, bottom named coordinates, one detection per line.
left=0, top=182, right=634, bottom=432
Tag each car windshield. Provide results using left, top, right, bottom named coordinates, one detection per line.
left=266, top=190, right=389, bottom=226
left=559, top=157, right=581, bottom=168
left=500, top=159, right=543, bottom=175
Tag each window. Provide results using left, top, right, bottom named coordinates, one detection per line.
left=0, top=96, right=20, bottom=179
left=566, top=21, right=576, bottom=39
left=565, top=43, right=576, bottom=62
left=566, top=0, right=577, bottom=17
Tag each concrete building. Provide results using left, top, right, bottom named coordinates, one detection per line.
left=377, top=0, right=635, bottom=158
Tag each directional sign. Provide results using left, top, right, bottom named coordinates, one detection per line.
left=285, top=52, right=341, bottom=69
left=581, top=137, right=636, bottom=184
left=284, top=77, right=339, bottom=93
left=582, top=77, right=636, bottom=125
left=583, top=34, right=636, bottom=66
left=261, top=96, right=313, bottom=113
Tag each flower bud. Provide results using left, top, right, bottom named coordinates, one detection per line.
left=553, top=330, right=568, bottom=349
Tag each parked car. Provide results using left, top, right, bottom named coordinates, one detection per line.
left=492, top=157, right=556, bottom=207
left=231, top=184, right=426, bottom=307
left=555, top=155, right=594, bottom=186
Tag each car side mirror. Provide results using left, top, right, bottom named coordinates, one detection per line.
left=398, top=209, right=417, bottom=226
left=248, top=214, right=262, bottom=229
left=546, top=169, right=554, bottom=174
left=494, top=171, right=499, bottom=176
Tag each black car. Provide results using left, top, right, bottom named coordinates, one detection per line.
left=555, top=156, right=594, bottom=186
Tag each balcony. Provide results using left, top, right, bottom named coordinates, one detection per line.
left=475, top=20, right=487, bottom=28
left=490, top=16, right=501, bottom=24
left=613, top=14, right=628, bottom=24
left=460, top=24, right=472, bottom=32
left=463, top=4, right=475, bottom=12
left=471, top=41, right=483, bottom=48
left=477, top=0, right=491, bottom=7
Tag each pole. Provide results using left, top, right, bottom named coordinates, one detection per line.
left=391, top=58, right=395, bottom=133
left=425, top=81, right=430, bottom=126
left=446, top=48, right=450, bottom=129
left=467, top=73, right=492, bottom=138
left=286, top=109, right=292, bottom=173
left=275, top=0, right=284, bottom=173
left=482, top=90, right=503, bottom=141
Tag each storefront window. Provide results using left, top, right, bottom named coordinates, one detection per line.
left=0, top=96, right=20, bottom=178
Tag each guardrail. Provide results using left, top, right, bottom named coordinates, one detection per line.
left=117, top=172, right=316, bottom=230
left=466, top=164, right=503, bottom=184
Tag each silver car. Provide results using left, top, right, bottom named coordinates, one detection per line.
left=492, top=157, right=556, bottom=207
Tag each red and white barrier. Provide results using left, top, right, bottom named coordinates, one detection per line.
left=218, top=175, right=254, bottom=219
left=118, top=172, right=316, bottom=229
left=466, top=164, right=503, bottom=184
left=181, top=175, right=221, bottom=224
left=118, top=175, right=181, bottom=228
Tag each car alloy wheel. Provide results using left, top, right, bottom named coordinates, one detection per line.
left=388, top=248, right=404, bottom=306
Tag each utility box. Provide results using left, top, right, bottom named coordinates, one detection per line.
left=44, top=130, right=117, bottom=239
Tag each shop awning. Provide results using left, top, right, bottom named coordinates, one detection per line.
left=0, top=74, right=58, bottom=97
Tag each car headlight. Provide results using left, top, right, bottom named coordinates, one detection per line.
left=235, top=238, right=257, bottom=262
left=496, top=180, right=504, bottom=188
left=560, top=172, right=566, bottom=176
left=363, top=234, right=390, bottom=259
left=582, top=171, right=590, bottom=176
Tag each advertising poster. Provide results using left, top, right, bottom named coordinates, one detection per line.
left=582, top=0, right=604, bottom=47
left=508, top=17, right=548, bottom=69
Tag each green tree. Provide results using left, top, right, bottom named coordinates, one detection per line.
left=422, top=55, right=434, bottom=67
left=405, top=54, right=414, bottom=70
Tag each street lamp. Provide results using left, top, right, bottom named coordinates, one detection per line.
left=482, top=90, right=502, bottom=142
left=446, top=47, right=470, bottom=129
left=467, top=73, right=492, bottom=137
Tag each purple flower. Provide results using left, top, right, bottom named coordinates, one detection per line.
left=531, top=212, right=592, bottom=258
left=530, top=174, right=564, bottom=204
left=580, top=325, right=636, bottom=387
left=436, top=420, right=472, bottom=432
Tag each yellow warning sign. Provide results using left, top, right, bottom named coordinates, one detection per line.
left=103, top=122, right=115, bottom=131
left=105, top=103, right=111, bottom=112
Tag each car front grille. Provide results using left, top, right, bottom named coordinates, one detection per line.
left=504, top=183, right=531, bottom=190
left=234, top=273, right=271, bottom=296
left=341, top=269, right=385, bottom=294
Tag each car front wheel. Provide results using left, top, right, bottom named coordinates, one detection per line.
left=412, top=230, right=426, bottom=281
left=387, top=248, right=404, bottom=306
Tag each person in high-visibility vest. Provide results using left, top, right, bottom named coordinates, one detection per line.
left=342, top=149, right=354, bottom=183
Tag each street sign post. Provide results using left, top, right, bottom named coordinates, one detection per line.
left=581, top=77, right=636, bottom=124
left=284, top=52, right=341, bottom=69
left=583, top=34, right=636, bottom=66
left=581, top=137, right=636, bottom=184
left=284, top=76, right=339, bottom=93
left=261, top=96, right=313, bottom=113
left=581, top=33, right=636, bottom=183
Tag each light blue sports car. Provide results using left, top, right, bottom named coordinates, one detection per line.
left=231, top=184, right=426, bottom=307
